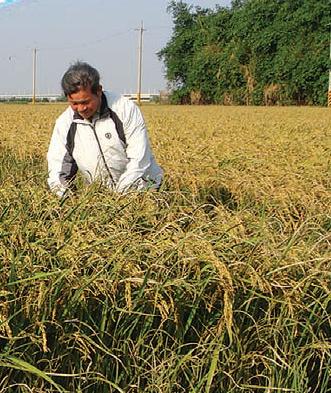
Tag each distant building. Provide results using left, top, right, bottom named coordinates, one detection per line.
left=121, top=93, right=160, bottom=102
left=159, top=90, right=170, bottom=104
left=0, top=91, right=170, bottom=104
left=0, top=93, right=63, bottom=102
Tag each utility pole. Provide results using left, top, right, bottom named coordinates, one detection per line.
left=135, top=21, right=146, bottom=105
left=329, top=25, right=331, bottom=107
left=32, top=48, right=37, bottom=104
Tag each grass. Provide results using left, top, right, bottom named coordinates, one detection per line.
left=0, top=103, right=330, bottom=392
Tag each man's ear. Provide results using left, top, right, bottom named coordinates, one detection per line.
left=97, top=85, right=103, bottom=96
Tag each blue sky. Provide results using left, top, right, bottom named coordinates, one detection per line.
left=0, top=0, right=17, bottom=7
left=0, top=0, right=232, bottom=95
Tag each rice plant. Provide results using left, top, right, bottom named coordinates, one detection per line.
left=0, top=103, right=330, bottom=392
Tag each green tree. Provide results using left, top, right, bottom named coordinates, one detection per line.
left=159, top=0, right=330, bottom=105
left=158, top=1, right=197, bottom=103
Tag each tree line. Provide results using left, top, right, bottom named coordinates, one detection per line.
left=158, top=0, right=330, bottom=105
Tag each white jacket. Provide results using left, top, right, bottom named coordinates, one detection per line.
left=47, top=91, right=163, bottom=197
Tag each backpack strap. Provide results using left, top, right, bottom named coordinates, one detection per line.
left=108, top=108, right=127, bottom=147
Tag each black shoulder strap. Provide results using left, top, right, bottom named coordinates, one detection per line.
left=109, top=108, right=127, bottom=147
left=66, top=121, right=77, bottom=156
left=61, top=122, right=78, bottom=185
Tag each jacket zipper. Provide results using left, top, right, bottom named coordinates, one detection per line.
left=90, top=122, right=115, bottom=186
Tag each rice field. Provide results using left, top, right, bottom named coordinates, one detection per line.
left=0, top=103, right=330, bottom=392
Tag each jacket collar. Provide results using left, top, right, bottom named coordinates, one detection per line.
left=99, top=92, right=112, bottom=119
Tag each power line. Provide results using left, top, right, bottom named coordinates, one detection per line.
left=0, top=25, right=170, bottom=59
left=37, top=29, right=133, bottom=52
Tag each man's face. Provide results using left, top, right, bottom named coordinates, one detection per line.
left=68, top=85, right=102, bottom=120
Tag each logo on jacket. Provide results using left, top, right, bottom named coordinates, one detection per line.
left=105, top=133, right=112, bottom=139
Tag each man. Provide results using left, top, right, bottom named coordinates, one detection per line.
left=47, top=61, right=163, bottom=197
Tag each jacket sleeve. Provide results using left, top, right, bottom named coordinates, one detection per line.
left=47, top=119, right=78, bottom=198
left=115, top=99, right=156, bottom=193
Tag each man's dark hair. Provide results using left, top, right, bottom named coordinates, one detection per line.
left=61, top=61, right=100, bottom=96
